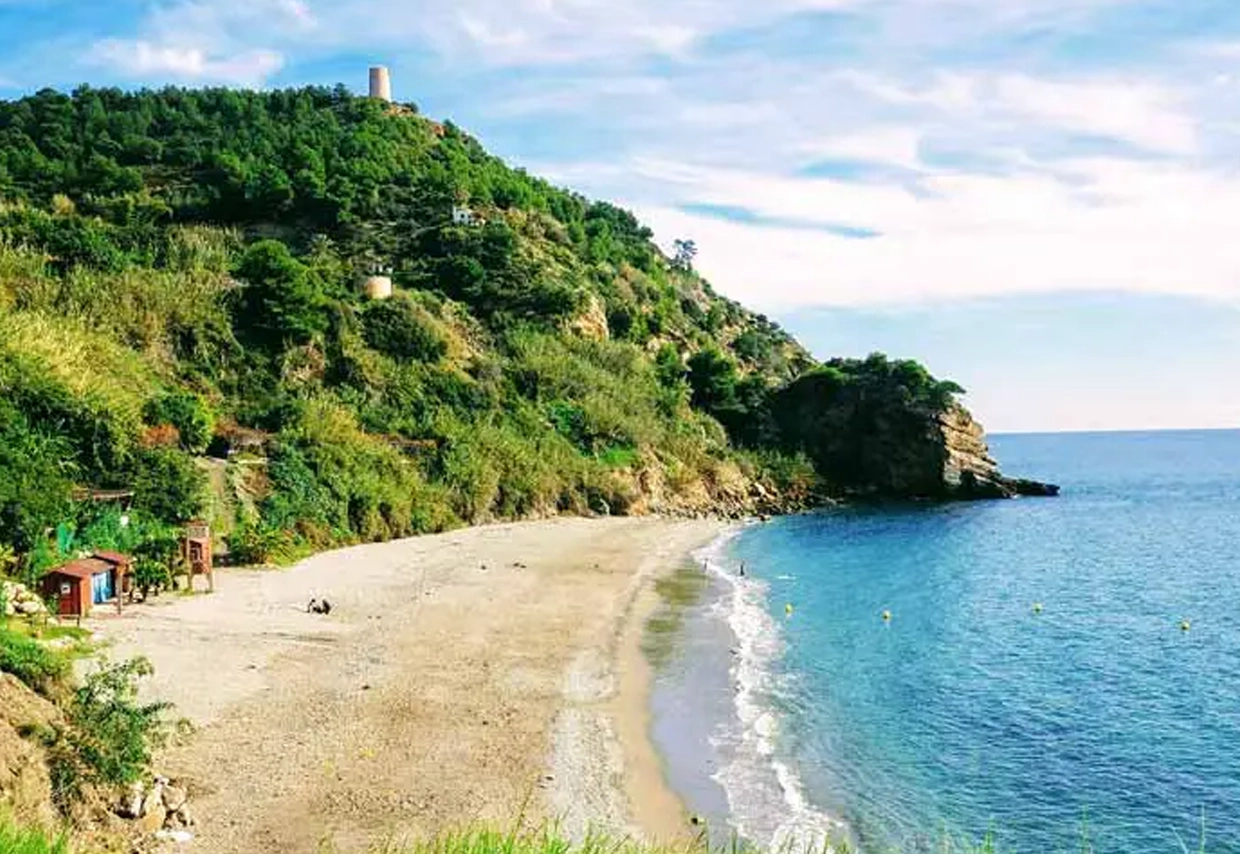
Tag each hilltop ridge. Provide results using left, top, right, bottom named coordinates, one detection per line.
left=0, top=83, right=1053, bottom=564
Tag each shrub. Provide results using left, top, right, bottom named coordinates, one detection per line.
left=131, top=557, right=174, bottom=599
left=0, top=400, right=77, bottom=552
left=227, top=516, right=295, bottom=566
left=234, top=240, right=328, bottom=348
left=362, top=295, right=449, bottom=363
left=143, top=391, right=215, bottom=453
left=0, top=810, right=69, bottom=854
left=0, top=629, right=69, bottom=695
left=687, top=348, right=739, bottom=412
left=130, top=447, right=207, bottom=523
left=45, top=658, right=171, bottom=808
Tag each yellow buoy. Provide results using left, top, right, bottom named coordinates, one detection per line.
left=882, top=610, right=892, bottom=622
left=785, top=603, right=794, bottom=618
left=1033, top=602, right=1044, bottom=615
left=1181, top=620, right=1191, bottom=632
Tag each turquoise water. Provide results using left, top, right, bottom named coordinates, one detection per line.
left=688, top=430, right=1240, bottom=853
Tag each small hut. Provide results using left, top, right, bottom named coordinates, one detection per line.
left=42, top=552, right=131, bottom=618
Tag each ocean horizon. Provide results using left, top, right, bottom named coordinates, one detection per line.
left=651, top=428, right=1240, bottom=853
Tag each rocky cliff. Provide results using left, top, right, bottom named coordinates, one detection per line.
left=770, top=356, right=1058, bottom=501
left=938, top=406, right=1059, bottom=499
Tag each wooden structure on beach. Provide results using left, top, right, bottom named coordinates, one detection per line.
left=42, top=552, right=132, bottom=618
left=183, top=521, right=214, bottom=592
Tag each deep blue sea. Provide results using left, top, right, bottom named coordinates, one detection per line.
left=653, top=430, right=1240, bottom=854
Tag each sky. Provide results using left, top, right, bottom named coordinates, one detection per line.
left=2, top=0, right=1239, bottom=432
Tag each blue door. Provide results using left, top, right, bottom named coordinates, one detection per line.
left=91, top=571, right=113, bottom=605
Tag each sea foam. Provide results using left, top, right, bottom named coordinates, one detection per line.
left=694, top=529, right=844, bottom=850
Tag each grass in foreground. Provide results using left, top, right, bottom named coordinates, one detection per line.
left=323, top=819, right=1216, bottom=854
left=0, top=811, right=69, bottom=854
left=321, top=824, right=1002, bottom=854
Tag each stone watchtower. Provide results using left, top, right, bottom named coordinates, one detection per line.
left=369, top=66, right=392, bottom=102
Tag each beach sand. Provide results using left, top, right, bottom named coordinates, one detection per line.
left=92, top=517, right=725, bottom=853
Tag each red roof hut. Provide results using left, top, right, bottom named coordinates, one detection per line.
left=41, top=552, right=131, bottom=618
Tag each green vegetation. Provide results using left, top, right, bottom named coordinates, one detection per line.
left=0, top=810, right=69, bottom=854
left=42, top=658, right=172, bottom=808
left=0, top=627, right=69, bottom=694
left=328, top=823, right=1036, bottom=854
left=0, top=84, right=980, bottom=580
left=333, top=819, right=1215, bottom=854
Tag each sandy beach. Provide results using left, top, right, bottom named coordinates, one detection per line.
left=91, top=516, right=725, bottom=853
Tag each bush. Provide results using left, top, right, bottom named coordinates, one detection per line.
left=131, top=557, right=174, bottom=599
left=0, top=629, right=69, bottom=695
left=234, top=240, right=328, bottom=348
left=143, top=391, right=215, bottom=453
left=0, top=400, right=77, bottom=552
left=46, top=658, right=171, bottom=807
left=0, top=810, right=69, bottom=854
left=362, top=295, right=449, bottom=363
left=130, top=447, right=207, bottom=523
left=227, top=516, right=294, bottom=566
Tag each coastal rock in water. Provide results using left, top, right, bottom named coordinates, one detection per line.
left=938, top=407, right=1060, bottom=500
left=771, top=359, right=1058, bottom=500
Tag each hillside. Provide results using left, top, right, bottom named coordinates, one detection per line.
left=0, top=84, right=1050, bottom=568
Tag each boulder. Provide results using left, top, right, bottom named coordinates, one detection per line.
left=170, top=804, right=194, bottom=828
left=161, top=784, right=188, bottom=813
left=137, top=804, right=168, bottom=835
left=140, top=781, right=165, bottom=819
left=119, top=782, right=145, bottom=819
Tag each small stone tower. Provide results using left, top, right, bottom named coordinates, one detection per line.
left=369, top=66, right=392, bottom=102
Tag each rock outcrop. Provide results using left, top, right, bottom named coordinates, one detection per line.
left=2, top=581, right=48, bottom=618
left=769, top=360, right=1058, bottom=501
left=938, top=406, right=1059, bottom=499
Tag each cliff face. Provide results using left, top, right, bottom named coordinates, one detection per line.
left=770, top=358, right=1058, bottom=501
left=938, top=406, right=1059, bottom=499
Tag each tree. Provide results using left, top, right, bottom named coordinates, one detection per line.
left=362, top=295, right=448, bottom=362
left=687, top=348, right=739, bottom=412
left=143, top=392, right=215, bottom=454
left=234, top=240, right=328, bottom=348
left=0, top=401, right=77, bottom=552
left=672, top=238, right=697, bottom=271
left=130, top=448, right=206, bottom=523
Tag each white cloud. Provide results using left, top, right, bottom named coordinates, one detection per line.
left=614, top=156, right=1240, bottom=310
left=76, top=0, right=314, bottom=86
left=838, top=70, right=1197, bottom=156
left=87, top=40, right=284, bottom=85
left=993, top=75, right=1197, bottom=155
left=798, top=127, right=926, bottom=168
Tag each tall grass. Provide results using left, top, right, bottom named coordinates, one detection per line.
left=330, top=820, right=1215, bottom=854
left=0, top=811, right=69, bottom=854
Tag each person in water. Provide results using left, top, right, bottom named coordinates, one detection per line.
left=739, top=562, right=746, bottom=577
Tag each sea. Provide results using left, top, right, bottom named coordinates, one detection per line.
left=650, top=430, right=1240, bottom=854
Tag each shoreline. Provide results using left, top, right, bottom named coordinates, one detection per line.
left=654, top=524, right=846, bottom=851
left=93, top=516, right=725, bottom=852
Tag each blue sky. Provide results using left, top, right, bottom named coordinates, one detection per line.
left=2, top=0, right=1239, bottom=431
